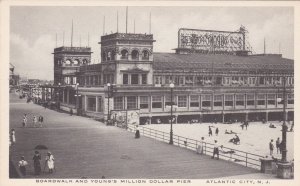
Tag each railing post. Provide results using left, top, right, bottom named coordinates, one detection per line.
left=143, top=127, right=144, bottom=135
left=163, top=133, right=164, bottom=142
left=204, top=142, right=206, bottom=155
left=178, top=136, right=179, bottom=146
left=196, top=141, right=198, bottom=151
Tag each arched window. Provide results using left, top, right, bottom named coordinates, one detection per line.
left=131, top=50, right=139, bottom=60
left=142, top=50, right=149, bottom=60
left=111, top=50, right=115, bottom=60
left=65, top=59, right=71, bottom=66
left=73, top=59, right=80, bottom=65
left=121, top=49, right=128, bottom=59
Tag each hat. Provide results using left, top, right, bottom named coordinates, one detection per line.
left=47, top=151, right=51, bottom=155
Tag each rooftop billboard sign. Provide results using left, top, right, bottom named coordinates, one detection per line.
left=177, top=28, right=246, bottom=53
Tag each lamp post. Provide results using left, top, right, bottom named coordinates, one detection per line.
left=107, top=83, right=111, bottom=124
left=75, top=83, right=81, bottom=115
left=169, top=83, right=174, bottom=145
left=276, top=76, right=292, bottom=179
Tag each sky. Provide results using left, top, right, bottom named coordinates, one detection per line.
left=10, top=6, right=294, bottom=80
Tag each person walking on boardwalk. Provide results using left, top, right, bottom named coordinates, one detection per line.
left=22, top=114, right=27, bottom=127
left=45, top=151, right=55, bottom=173
left=197, top=137, right=205, bottom=155
left=18, top=156, right=28, bottom=176
left=33, top=115, right=38, bottom=127
left=215, top=127, right=219, bottom=136
left=269, top=139, right=274, bottom=156
left=33, top=151, right=41, bottom=175
left=38, top=115, right=44, bottom=127
left=10, top=129, right=16, bottom=145
left=276, top=137, right=281, bottom=154
left=208, top=126, right=212, bottom=136
left=212, top=140, right=219, bottom=160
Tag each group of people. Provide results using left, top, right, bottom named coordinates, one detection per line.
left=229, top=134, right=240, bottom=145
left=208, top=126, right=219, bottom=136
left=269, top=137, right=283, bottom=155
left=18, top=151, right=55, bottom=176
left=22, top=114, right=44, bottom=127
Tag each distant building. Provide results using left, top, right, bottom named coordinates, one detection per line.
left=51, top=27, right=294, bottom=124
left=9, top=63, right=19, bottom=86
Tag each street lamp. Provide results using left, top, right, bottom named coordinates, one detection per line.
left=169, top=83, right=175, bottom=145
left=75, top=83, right=81, bottom=115
left=107, top=83, right=111, bottom=124
left=276, top=76, right=292, bottom=178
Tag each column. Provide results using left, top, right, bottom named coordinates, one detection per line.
left=245, top=112, right=249, bottom=122
left=222, top=112, right=225, bottom=123
left=67, top=89, right=70, bottom=104
left=266, top=112, right=269, bottom=122
left=62, top=90, right=65, bottom=103
left=96, top=96, right=99, bottom=112
left=187, top=94, right=190, bottom=111
left=84, top=95, right=87, bottom=111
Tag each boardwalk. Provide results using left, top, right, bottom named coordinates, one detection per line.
left=9, top=93, right=262, bottom=179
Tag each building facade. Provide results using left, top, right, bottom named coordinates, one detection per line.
left=52, top=28, right=294, bottom=124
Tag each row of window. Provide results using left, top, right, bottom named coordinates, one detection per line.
left=113, top=94, right=294, bottom=110
left=154, top=75, right=294, bottom=86
left=79, top=74, right=114, bottom=86
left=123, top=74, right=148, bottom=85
left=56, top=59, right=89, bottom=66
left=102, top=49, right=150, bottom=61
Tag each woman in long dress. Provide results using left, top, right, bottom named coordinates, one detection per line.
left=45, top=152, right=55, bottom=173
left=33, top=151, right=41, bottom=175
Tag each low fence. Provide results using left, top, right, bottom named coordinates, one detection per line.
left=127, top=124, right=264, bottom=170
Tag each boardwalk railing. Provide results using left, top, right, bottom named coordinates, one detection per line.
left=127, top=124, right=264, bottom=170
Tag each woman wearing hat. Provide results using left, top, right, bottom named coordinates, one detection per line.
left=18, top=156, right=28, bottom=176
left=45, top=152, right=55, bottom=173
left=33, top=151, right=41, bottom=175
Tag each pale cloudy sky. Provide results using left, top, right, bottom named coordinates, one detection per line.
left=10, top=6, right=294, bottom=80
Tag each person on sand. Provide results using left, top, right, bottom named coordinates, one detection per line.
left=208, top=126, right=212, bottom=136
left=211, top=140, right=219, bottom=160
left=10, top=129, right=16, bottom=145
left=215, top=128, right=219, bottom=136
left=269, top=139, right=274, bottom=156
left=197, top=137, right=205, bottom=155
left=276, top=137, right=281, bottom=154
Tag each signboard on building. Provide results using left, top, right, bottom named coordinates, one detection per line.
left=111, top=109, right=140, bottom=128
left=177, top=27, right=245, bottom=53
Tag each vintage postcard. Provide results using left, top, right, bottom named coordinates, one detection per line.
left=0, top=0, right=299, bottom=186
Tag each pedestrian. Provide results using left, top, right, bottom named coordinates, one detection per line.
left=33, top=115, right=38, bottom=127
left=18, top=156, right=28, bottom=176
left=10, top=129, right=16, bottom=145
left=45, top=151, right=55, bottom=173
left=212, top=140, right=219, bottom=160
left=208, top=126, right=212, bottom=136
left=33, top=151, right=42, bottom=175
left=269, top=139, right=274, bottom=156
left=70, top=108, right=73, bottom=116
left=276, top=137, right=281, bottom=154
left=22, top=114, right=28, bottom=127
left=215, top=127, right=219, bottom=136
left=197, top=137, right=205, bottom=155
left=39, top=115, right=44, bottom=127
left=241, top=124, right=244, bottom=130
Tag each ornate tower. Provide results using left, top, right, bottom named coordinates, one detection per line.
left=53, top=47, right=92, bottom=85
left=99, top=33, right=155, bottom=85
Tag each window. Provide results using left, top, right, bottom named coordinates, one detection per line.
left=190, top=95, right=199, bottom=107
left=114, top=97, right=123, bottom=110
left=127, top=96, right=137, bottom=109
left=267, top=94, right=276, bottom=105
left=65, top=59, right=71, bottom=66
left=131, top=50, right=139, bottom=60
left=223, top=77, right=231, bottom=85
left=107, top=52, right=111, bottom=61
left=247, top=94, right=255, bottom=106
left=73, top=59, right=79, bottom=65
left=288, top=94, right=294, bottom=104
left=154, top=76, right=162, bottom=84
left=277, top=94, right=283, bottom=105
left=202, top=94, right=211, bottom=107
left=179, top=76, right=184, bottom=85
left=165, top=95, right=177, bottom=106
left=214, top=95, right=223, bottom=107
left=178, top=96, right=187, bottom=107
left=142, top=74, right=147, bottom=84
left=196, top=76, right=203, bottom=85
left=131, top=74, right=139, bottom=84
left=236, top=94, right=245, bottom=106
left=257, top=94, right=266, bottom=105
left=140, top=96, right=149, bottom=109
left=225, top=95, right=233, bottom=106
left=259, top=77, right=265, bottom=85
left=152, top=96, right=162, bottom=108
left=123, top=74, right=129, bottom=85
left=248, top=77, right=256, bottom=85
left=142, top=50, right=149, bottom=60
left=165, top=76, right=172, bottom=84
left=185, top=76, right=193, bottom=85
left=216, top=76, right=222, bottom=85
left=121, top=49, right=128, bottom=59
left=97, top=97, right=103, bottom=112
left=102, top=52, right=106, bottom=61
left=87, top=97, right=96, bottom=111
